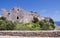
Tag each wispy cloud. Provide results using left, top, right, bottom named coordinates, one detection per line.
left=53, top=10, right=59, bottom=16
left=40, top=9, right=47, bottom=13
left=52, top=10, right=60, bottom=21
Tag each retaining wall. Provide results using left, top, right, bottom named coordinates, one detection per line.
left=0, top=30, right=60, bottom=37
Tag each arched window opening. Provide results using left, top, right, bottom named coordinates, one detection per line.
left=17, top=9, right=19, bottom=11
left=17, top=16, right=19, bottom=19
left=8, top=13, right=10, bottom=15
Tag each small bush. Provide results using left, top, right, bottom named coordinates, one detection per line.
left=49, top=23, right=55, bottom=30
left=5, top=21, right=16, bottom=30
left=49, top=18, right=54, bottom=24
left=0, top=16, right=6, bottom=20
left=0, top=17, right=16, bottom=30
left=0, top=20, right=16, bottom=30
left=39, top=20, right=55, bottom=30
left=32, top=16, right=39, bottom=23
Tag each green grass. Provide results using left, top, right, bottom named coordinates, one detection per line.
left=0, top=16, right=55, bottom=30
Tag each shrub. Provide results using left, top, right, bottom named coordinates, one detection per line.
left=39, top=19, right=55, bottom=30
left=0, top=20, right=6, bottom=30
left=0, top=16, right=6, bottom=20
left=15, top=22, right=41, bottom=30
left=39, top=20, right=49, bottom=30
left=0, top=18, right=16, bottom=30
left=32, top=16, right=39, bottom=23
left=31, top=22, right=41, bottom=30
left=49, top=18, right=54, bottom=24
left=5, top=21, right=16, bottom=30
left=49, top=23, right=55, bottom=30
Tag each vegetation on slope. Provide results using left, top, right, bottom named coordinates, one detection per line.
left=0, top=17, right=16, bottom=30
left=0, top=16, right=55, bottom=30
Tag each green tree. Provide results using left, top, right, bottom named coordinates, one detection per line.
left=0, top=20, right=6, bottom=30
left=39, top=20, right=49, bottom=30
left=32, top=16, right=39, bottom=23
left=39, top=19, right=55, bottom=30
left=0, top=16, right=6, bottom=20
left=5, top=21, right=16, bottom=30
left=0, top=17, right=16, bottom=30
left=49, top=18, right=54, bottom=24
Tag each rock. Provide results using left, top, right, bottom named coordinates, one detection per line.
left=2, top=7, right=52, bottom=23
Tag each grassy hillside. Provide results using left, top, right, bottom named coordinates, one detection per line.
left=0, top=16, right=55, bottom=30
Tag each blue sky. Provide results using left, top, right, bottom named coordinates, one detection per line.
left=0, top=0, right=60, bottom=21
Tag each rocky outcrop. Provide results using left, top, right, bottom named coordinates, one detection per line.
left=2, top=7, right=51, bottom=23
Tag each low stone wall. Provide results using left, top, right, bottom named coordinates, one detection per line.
left=0, top=30, right=60, bottom=37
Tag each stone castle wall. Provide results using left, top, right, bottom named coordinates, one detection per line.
left=2, top=7, right=45, bottom=23
left=2, top=7, right=39, bottom=23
